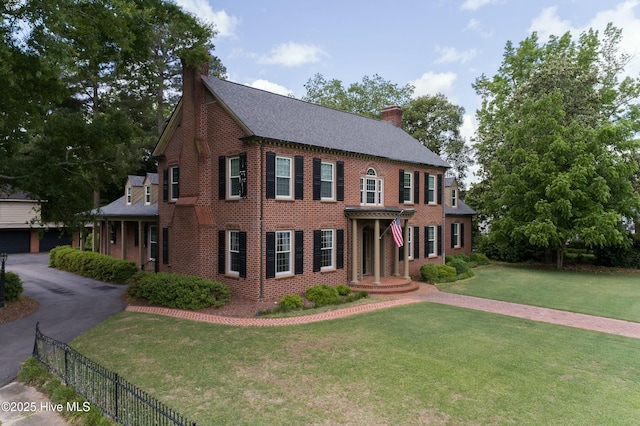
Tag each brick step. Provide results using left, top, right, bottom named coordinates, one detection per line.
left=350, top=281, right=419, bottom=295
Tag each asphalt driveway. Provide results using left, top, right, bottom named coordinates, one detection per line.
left=0, top=252, right=126, bottom=387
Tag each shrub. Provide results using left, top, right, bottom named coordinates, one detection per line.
left=446, top=253, right=471, bottom=263
left=279, top=294, right=304, bottom=311
left=128, top=272, right=231, bottom=310
left=420, top=264, right=457, bottom=283
left=336, top=284, right=352, bottom=296
left=344, top=291, right=369, bottom=303
left=4, top=271, right=23, bottom=302
left=49, top=246, right=138, bottom=284
left=469, top=253, right=490, bottom=265
left=305, top=284, right=340, bottom=307
left=446, top=257, right=470, bottom=275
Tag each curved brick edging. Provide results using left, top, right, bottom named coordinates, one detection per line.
left=125, top=298, right=422, bottom=327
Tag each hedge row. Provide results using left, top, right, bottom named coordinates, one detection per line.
left=49, top=245, right=139, bottom=284
left=421, top=253, right=489, bottom=284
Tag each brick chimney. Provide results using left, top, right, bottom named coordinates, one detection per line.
left=381, top=105, right=403, bottom=127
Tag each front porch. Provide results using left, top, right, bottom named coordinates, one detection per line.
left=349, top=275, right=419, bottom=295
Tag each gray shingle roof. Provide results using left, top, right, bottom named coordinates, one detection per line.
left=202, top=76, right=451, bottom=168
left=91, top=196, right=157, bottom=218
left=445, top=199, right=476, bottom=216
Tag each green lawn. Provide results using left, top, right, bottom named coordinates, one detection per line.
left=71, top=305, right=640, bottom=425
left=438, top=264, right=640, bottom=322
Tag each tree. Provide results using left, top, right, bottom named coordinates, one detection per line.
left=403, top=94, right=473, bottom=182
left=473, top=24, right=640, bottom=268
left=302, top=73, right=413, bottom=118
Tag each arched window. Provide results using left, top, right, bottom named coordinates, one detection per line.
left=360, top=168, right=384, bottom=206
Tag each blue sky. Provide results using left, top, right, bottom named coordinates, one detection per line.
left=175, top=0, right=640, bottom=180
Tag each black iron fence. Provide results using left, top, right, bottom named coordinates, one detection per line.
left=32, top=322, right=196, bottom=426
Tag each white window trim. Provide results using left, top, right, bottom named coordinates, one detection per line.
left=407, top=226, right=414, bottom=259
left=144, top=186, right=151, bottom=205
left=126, top=187, right=132, bottom=205
left=275, top=156, right=292, bottom=199
left=428, top=175, right=436, bottom=205
left=170, top=166, right=179, bottom=201
left=320, top=161, right=335, bottom=200
left=453, top=223, right=461, bottom=248
left=228, top=230, right=240, bottom=276
left=427, top=226, right=437, bottom=257
left=276, top=230, right=292, bottom=276
left=320, top=229, right=335, bottom=270
left=404, top=172, right=413, bottom=204
left=451, top=189, right=457, bottom=208
left=360, top=168, right=384, bottom=206
left=149, top=225, right=158, bottom=261
left=229, top=156, right=241, bottom=199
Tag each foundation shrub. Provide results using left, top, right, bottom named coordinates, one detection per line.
left=469, top=253, right=490, bottom=265
left=279, top=294, right=304, bottom=311
left=305, top=284, right=340, bottom=307
left=336, top=284, right=352, bottom=296
left=420, top=264, right=457, bottom=283
left=129, top=272, right=231, bottom=310
left=446, top=257, right=470, bottom=275
left=4, top=272, right=24, bottom=301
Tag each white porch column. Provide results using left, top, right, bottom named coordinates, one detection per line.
left=351, top=218, right=359, bottom=284
left=393, top=243, right=399, bottom=276
left=403, top=219, right=410, bottom=279
left=374, top=219, right=381, bottom=285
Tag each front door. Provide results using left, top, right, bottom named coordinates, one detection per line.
left=362, top=227, right=373, bottom=275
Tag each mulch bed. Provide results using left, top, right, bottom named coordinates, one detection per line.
left=0, top=296, right=40, bottom=324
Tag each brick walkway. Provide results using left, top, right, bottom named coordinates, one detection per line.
left=125, top=283, right=640, bottom=339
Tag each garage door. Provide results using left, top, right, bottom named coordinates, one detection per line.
left=40, top=230, right=72, bottom=252
left=0, top=230, right=31, bottom=253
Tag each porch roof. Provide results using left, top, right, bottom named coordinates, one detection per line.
left=344, top=206, right=416, bottom=220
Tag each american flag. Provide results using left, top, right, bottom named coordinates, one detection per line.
left=390, top=216, right=403, bottom=248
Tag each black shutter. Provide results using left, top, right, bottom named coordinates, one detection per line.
left=424, top=226, right=429, bottom=257
left=336, top=161, right=344, bottom=201
left=266, top=151, right=276, bottom=199
left=163, top=168, right=169, bottom=202
left=295, top=230, right=304, bottom=274
left=437, top=174, right=443, bottom=205
left=218, top=156, right=226, bottom=200
left=218, top=230, right=225, bottom=273
left=451, top=223, right=456, bottom=248
left=239, top=152, right=247, bottom=198
left=414, top=226, right=420, bottom=259
left=174, top=167, right=180, bottom=198
left=399, top=169, right=405, bottom=204
left=239, top=231, right=247, bottom=278
left=460, top=223, right=465, bottom=248
left=313, top=230, right=321, bottom=272
left=336, top=229, right=344, bottom=269
left=414, top=171, right=420, bottom=204
left=295, top=156, right=304, bottom=200
left=162, top=227, right=169, bottom=264
left=266, top=231, right=275, bottom=278
left=313, top=158, right=321, bottom=200
left=437, top=225, right=442, bottom=256
left=424, top=172, right=429, bottom=204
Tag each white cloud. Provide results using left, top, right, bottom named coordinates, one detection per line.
left=259, top=42, right=328, bottom=67
left=249, top=79, right=294, bottom=97
left=460, top=0, right=500, bottom=11
left=465, top=18, right=494, bottom=39
left=434, top=46, right=479, bottom=64
left=460, top=112, right=477, bottom=143
left=528, top=6, right=574, bottom=41
left=409, top=72, right=458, bottom=99
left=174, top=0, right=240, bottom=37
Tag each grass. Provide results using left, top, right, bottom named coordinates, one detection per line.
left=437, top=264, right=640, bottom=322
left=70, top=305, right=640, bottom=425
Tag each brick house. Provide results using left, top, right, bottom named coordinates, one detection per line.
left=444, top=177, right=475, bottom=256
left=152, top=63, right=452, bottom=301
left=88, top=173, right=159, bottom=271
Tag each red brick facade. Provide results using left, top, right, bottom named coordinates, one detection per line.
left=155, top=67, right=451, bottom=301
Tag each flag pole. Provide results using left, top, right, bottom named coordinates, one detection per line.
left=379, top=210, right=404, bottom=239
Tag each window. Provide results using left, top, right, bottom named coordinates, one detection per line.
left=170, top=166, right=179, bottom=201
left=451, top=189, right=457, bottom=208
left=404, top=172, right=413, bottom=203
left=360, top=168, right=384, bottom=206
left=427, top=174, right=436, bottom=204
left=321, top=162, right=334, bottom=200
left=145, top=186, right=151, bottom=205
left=407, top=226, right=413, bottom=259
left=276, top=230, right=292, bottom=275
left=126, top=187, right=132, bottom=205
left=229, top=157, right=241, bottom=198
left=452, top=223, right=460, bottom=248
left=276, top=157, right=291, bottom=198
left=427, top=226, right=436, bottom=257
left=149, top=225, right=158, bottom=261
left=228, top=230, right=240, bottom=275
left=321, top=229, right=334, bottom=269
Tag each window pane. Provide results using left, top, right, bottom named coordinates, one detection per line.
left=321, top=163, right=333, bottom=180
left=276, top=231, right=291, bottom=273
left=321, top=230, right=333, bottom=268
left=276, top=177, right=290, bottom=196
left=276, top=158, right=290, bottom=177
left=230, top=158, right=240, bottom=176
